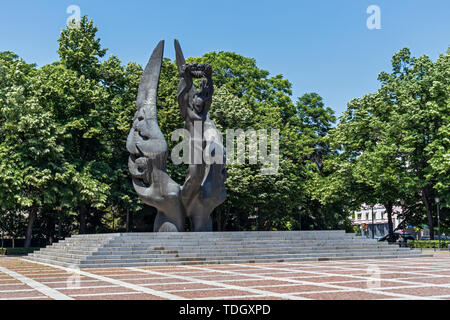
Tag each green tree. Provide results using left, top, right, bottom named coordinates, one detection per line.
left=377, top=48, right=449, bottom=238
left=0, top=52, right=69, bottom=247
left=34, top=17, right=143, bottom=234
left=0, top=16, right=364, bottom=240
left=314, top=48, right=450, bottom=240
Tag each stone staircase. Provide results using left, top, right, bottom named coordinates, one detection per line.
left=24, top=231, right=430, bottom=268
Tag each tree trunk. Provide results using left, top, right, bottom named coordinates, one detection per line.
left=79, top=207, right=87, bottom=234
left=215, top=209, right=222, bottom=231
left=385, top=201, right=395, bottom=243
left=24, top=205, right=38, bottom=248
left=223, top=207, right=230, bottom=231
left=126, top=209, right=130, bottom=233
left=48, top=217, right=55, bottom=245
left=421, top=188, right=435, bottom=240
left=298, top=212, right=302, bottom=231
left=12, top=237, right=15, bottom=248
left=257, top=210, right=263, bottom=231
left=58, top=212, right=62, bottom=240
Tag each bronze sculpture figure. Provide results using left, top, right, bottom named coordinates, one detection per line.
left=127, top=40, right=226, bottom=232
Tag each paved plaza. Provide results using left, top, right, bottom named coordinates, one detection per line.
left=1, top=254, right=450, bottom=300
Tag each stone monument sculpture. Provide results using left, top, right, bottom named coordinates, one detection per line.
left=127, top=40, right=226, bottom=232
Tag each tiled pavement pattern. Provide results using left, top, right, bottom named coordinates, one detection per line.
left=1, top=256, right=450, bottom=300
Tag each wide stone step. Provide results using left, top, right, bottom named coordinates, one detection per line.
left=62, top=242, right=382, bottom=250
left=88, top=252, right=415, bottom=263
left=25, top=253, right=432, bottom=268
left=79, top=250, right=412, bottom=264
left=70, top=230, right=346, bottom=237
left=30, top=246, right=401, bottom=261
left=45, top=243, right=384, bottom=253
left=94, top=245, right=405, bottom=256
left=39, top=243, right=391, bottom=256
left=63, top=236, right=362, bottom=242
left=106, top=239, right=362, bottom=245
left=27, top=253, right=82, bottom=264
left=30, top=253, right=429, bottom=269
left=98, top=246, right=393, bottom=255
left=35, top=246, right=410, bottom=262
left=103, top=240, right=378, bottom=247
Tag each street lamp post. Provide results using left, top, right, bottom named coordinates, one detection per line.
left=435, top=196, right=441, bottom=250
left=58, top=209, right=62, bottom=240
left=0, top=216, right=3, bottom=255
left=371, top=206, right=375, bottom=239
left=126, top=209, right=130, bottom=233
left=298, top=205, right=303, bottom=231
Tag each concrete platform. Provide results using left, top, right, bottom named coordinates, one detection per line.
left=23, top=231, right=430, bottom=269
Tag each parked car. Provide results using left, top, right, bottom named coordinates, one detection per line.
left=398, top=233, right=416, bottom=241
left=377, top=233, right=397, bottom=242
left=378, top=232, right=415, bottom=243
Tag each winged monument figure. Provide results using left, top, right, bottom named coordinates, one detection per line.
left=127, top=40, right=226, bottom=232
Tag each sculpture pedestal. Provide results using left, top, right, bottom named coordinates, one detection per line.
left=24, top=231, right=428, bottom=268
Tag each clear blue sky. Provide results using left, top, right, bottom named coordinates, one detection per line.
left=1, top=0, right=449, bottom=117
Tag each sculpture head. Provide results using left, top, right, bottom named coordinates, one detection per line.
left=183, top=63, right=214, bottom=116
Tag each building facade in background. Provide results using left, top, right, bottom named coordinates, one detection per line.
left=350, top=204, right=403, bottom=238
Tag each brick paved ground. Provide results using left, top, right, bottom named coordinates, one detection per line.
left=1, top=255, right=450, bottom=300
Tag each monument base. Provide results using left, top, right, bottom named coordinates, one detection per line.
left=24, top=231, right=428, bottom=269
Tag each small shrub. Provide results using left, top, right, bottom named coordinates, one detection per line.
left=408, top=240, right=450, bottom=249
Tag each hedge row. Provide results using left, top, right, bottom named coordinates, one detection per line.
left=0, top=248, right=40, bottom=256
left=408, top=240, right=450, bottom=249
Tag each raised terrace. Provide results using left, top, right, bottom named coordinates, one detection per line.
left=24, top=231, right=430, bottom=269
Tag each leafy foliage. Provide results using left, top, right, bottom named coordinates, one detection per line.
left=313, top=48, right=450, bottom=239
left=3, top=16, right=446, bottom=244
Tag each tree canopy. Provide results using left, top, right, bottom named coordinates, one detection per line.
left=312, top=47, right=450, bottom=239
left=0, top=17, right=448, bottom=245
